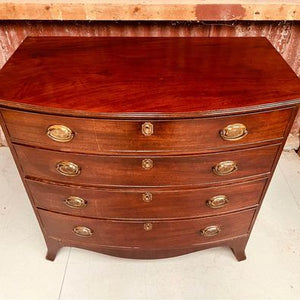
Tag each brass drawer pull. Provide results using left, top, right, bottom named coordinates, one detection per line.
left=73, top=226, right=93, bottom=237
left=56, top=161, right=81, bottom=177
left=47, top=125, right=74, bottom=142
left=142, top=122, right=153, bottom=136
left=213, top=160, right=237, bottom=176
left=64, top=196, right=87, bottom=209
left=142, top=159, right=153, bottom=170
left=206, top=195, right=228, bottom=209
left=200, top=225, right=221, bottom=237
left=220, top=123, right=248, bottom=141
left=144, top=222, right=153, bottom=231
left=142, top=192, right=152, bottom=203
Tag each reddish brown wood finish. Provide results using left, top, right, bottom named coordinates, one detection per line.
left=26, top=178, right=267, bottom=219
left=45, top=235, right=251, bottom=261
left=1, top=108, right=294, bottom=154
left=15, top=143, right=279, bottom=187
left=230, top=235, right=249, bottom=261
left=45, top=238, right=62, bottom=261
left=0, top=37, right=299, bottom=262
left=38, top=208, right=256, bottom=250
left=0, top=21, right=299, bottom=137
left=0, top=37, right=299, bottom=119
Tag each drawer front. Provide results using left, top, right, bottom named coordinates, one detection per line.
left=16, top=144, right=278, bottom=187
left=27, top=178, right=266, bottom=219
left=2, top=108, right=292, bottom=154
left=38, top=208, right=255, bottom=249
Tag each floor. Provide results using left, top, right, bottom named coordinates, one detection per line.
left=0, top=147, right=300, bottom=300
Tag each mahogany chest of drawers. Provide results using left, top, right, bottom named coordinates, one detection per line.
left=0, top=37, right=299, bottom=261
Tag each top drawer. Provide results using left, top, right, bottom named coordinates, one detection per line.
left=1, top=108, right=293, bottom=155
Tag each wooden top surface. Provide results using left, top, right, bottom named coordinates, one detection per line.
left=0, top=0, right=299, bottom=21
left=0, top=37, right=299, bottom=118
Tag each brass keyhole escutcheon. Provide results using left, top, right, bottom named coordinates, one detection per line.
left=64, top=196, right=87, bottom=209
left=73, top=226, right=93, bottom=237
left=200, top=225, right=221, bottom=237
left=56, top=161, right=81, bottom=177
left=220, top=123, right=248, bottom=141
left=144, top=222, right=153, bottom=231
left=206, top=195, right=228, bottom=209
left=47, top=125, right=74, bottom=142
left=213, top=160, right=237, bottom=176
left=142, top=192, right=153, bottom=203
left=142, top=159, right=153, bottom=170
left=142, top=122, right=154, bottom=136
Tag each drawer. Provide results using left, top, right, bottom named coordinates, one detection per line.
left=16, top=143, right=279, bottom=187
left=2, top=108, right=293, bottom=154
left=38, top=208, right=256, bottom=249
left=27, top=178, right=267, bottom=219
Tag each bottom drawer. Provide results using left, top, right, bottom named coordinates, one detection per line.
left=38, top=208, right=256, bottom=249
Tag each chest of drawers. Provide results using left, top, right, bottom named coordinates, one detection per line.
left=0, top=37, right=299, bottom=261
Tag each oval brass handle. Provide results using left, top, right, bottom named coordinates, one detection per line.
left=213, top=160, right=237, bottom=176
left=142, top=159, right=153, bottom=170
left=142, top=122, right=153, bottom=136
left=220, top=123, right=248, bottom=141
left=64, top=196, right=87, bottom=209
left=47, top=125, right=74, bottom=142
left=200, top=225, right=221, bottom=237
left=142, top=192, right=152, bottom=203
left=144, top=222, right=153, bottom=231
left=56, top=161, right=81, bottom=177
left=206, top=195, right=228, bottom=209
left=73, top=226, right=93, bottom=237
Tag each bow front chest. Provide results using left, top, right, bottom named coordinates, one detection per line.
left=0, top=37, right=299, bottom=261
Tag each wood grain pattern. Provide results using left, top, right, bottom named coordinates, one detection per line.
left=2, top=107, right=294, bottom=154
left=0, top=37, right=299, bottom=119
left=38, top=207, right=256, bottom=250
left=44, top=234, right=250, bottom=260
left=1, top=37, right=299, bottom=261
left=26, top=178, right=267, bottom=219
left=0, top=21, right=300, bottom=143
left=0, top=21, right=299, bottom=78
left=14, top=143, right=280, bottom=187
